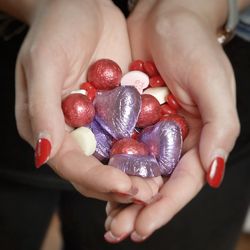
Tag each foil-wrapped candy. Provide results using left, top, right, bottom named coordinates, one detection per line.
left=91, top=86, right=182, bottom=177
left=94, top=86, right=141, bottom=139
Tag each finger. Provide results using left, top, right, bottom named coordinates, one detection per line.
left=105, top=203, right=126, bottom=231
left=49, top=133, right=137, bottom=199
left=106, top=201, right=120, bottom=215
left=130, top=148, right=204, bottom=242
left=185, top=48, right=240, bottom=188
left=20, top=47, right=68, bottom=169
left=104, top=204, right=143, bottom=243
left=15, top=60, right=33, bottom=144
left=129, top=176, right=163, bottom=204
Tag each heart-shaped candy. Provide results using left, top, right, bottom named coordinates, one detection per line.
left=94, top=86, right=141, bottom=139
left=109, top=154, right=161, bottom=178
left=139, top=120, right=182, bottom=175
left=90, top=119, right=114, bottom=162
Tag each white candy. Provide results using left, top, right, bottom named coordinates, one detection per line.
left=143, top=87, right=169, bottom=105
left=70, top=89, right=87, bottom=95
left=70, top=127, right=96, bottom=156
left=120, top=70, right=149, bottom=94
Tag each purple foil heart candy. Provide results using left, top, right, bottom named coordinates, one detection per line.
left=109, top=154, right=161, bottom=178
left=90, top=119, right=114, bottom=162
left=94, top=86, right=141, bottom=139
left=139, top=120, right=182, bottom=175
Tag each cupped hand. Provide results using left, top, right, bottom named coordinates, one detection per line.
left=15, top=0, right=160, bottom=203
left=104, top=0, right=240, bottom=242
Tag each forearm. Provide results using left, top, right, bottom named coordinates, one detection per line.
left=0, top=0, right=36, bottom=23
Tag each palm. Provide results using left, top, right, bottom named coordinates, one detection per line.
left=15, top=1, right=161, bottom=204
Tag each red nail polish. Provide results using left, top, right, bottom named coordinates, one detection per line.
left=35, top=138, right=51, bottom=168
left=206, top=157, right=225, bottom=188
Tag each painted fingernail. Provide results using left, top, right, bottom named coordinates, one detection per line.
left=104, top=231, right=128, bottom=243
left=206, top=157, right=225, bottom=188
left=131, top=231, right=147, bottom=242
left=35, top=138, right=51, bottom=168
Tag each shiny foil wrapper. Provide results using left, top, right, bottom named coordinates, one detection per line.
left=94, top=86, right=141, bottom=140
left=109, top=154, right=161, bottom=178
left=139, top=121, right=182, bottom=175
left=90, top=119, right=114, bottom=162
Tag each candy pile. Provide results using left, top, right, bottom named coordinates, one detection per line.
left=62, top=59, right=189, bottom=178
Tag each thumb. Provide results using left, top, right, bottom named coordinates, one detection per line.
left=25, top=56, right=67, bottom=168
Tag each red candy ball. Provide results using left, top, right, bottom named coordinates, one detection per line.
left=129, top=59, right=145, bottom=72
left=136, top=94, right=161, bottom=128
left=166, top=93, right=180, bottom=110
left=87, top=59, right=122, bottom=90
left=110, top=138, right=149, bottom=157
left=149, top=75, right=165, bottom=87
left=62, top=93, right=95, bottom=127
left=161, top=103, right=177, bottom=115
left=80, top=82, right=97, bottom=101
left=160, top=114, right=189, bottom=140
left=144, top=61, right=159, bottom=77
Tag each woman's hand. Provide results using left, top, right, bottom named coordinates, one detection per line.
left=14, top=0, right=159, bottom=203
left=104, top=0, right=240, bottom=242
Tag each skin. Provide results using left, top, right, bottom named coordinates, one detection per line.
left=0, top=0, right=249, bottom=244
left=104, top=0, right=250, bottom=243
left=1, top=0, right=162, bottom=204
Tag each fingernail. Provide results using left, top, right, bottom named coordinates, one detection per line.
left=131, top=231, right=147, bottom=242
left=104, top=231, right=128, bottom=243
left=35, top=138, right=51, bottom=168
left=206, top=157, right=225, bottom=188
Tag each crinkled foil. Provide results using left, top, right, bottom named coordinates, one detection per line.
left=94, top=86, right=141, bottom=139
left=90, top=119, right=114, bottom=162
left=139, top=121, right=182, bottom=175
left=109, top=154, right=161, bottom=177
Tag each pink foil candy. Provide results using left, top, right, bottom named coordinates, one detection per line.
left=94, top=86, right=141, bottom=139
left=139, top=120, right=182, bottom=175
left=109, top=154, right=161, bottom=177
left=90, top=120, right=114, bottom=162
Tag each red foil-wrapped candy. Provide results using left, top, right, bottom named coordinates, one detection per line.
left=62, top=93, right=95, bottom=127
left=87, top=59, right=122, bottom=90
left=110, top=138, right=149, bottom=157
left=136, top=94, right=161, bottom=128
